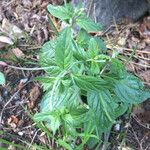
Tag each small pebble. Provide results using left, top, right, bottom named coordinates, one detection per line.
left=0, top=96, right=3, bottom=102
left=2, top=89, right=9, bottom=98
left=18, top=131, right=24, bottom=136
left=20, top=78, right=28, bottom=84
left=114, top=123, right=121, bottom=131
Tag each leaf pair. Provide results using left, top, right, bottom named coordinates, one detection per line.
left=47, top=3, right=102, bottom=32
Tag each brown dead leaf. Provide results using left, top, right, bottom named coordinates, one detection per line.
left=138, top=70, right=150, bottom=84
left=144, top=37, right=150, bottom=44
left=32, top=0, right=42, bottom=8
left=0, top=36, right=14, bottom=45
left=0, top=42, right=7, bottom=49
left=126, top=62, right=135, bottom=73
left=29, top=86, right=40, bottom=101
left=8, top=115, right=19, bottom=124
left=22, top=0, right=32, bottom=8
left=117, top=37, right=126, bottom=46
left=39, top=132, right=47, bottom=144
left=7, top=115, right=19, bottom=128
left=1, top=18, right=24, bottom=39
left=137, top=42, right=146, bottom=50
left=133, top=99, right=150, bottom=123
left=11, top=48, right=25, bottom=59
left=51, top=0, right=64, bottom=5
left=0, top=7, right=4, bottom=22
left=132, top=105, right=145, bottom=116
left=28, top=100, right=35, bottom=109
left=17, top=78, right=28, bottom=90
left=28, top=86, right=40, bottom=109
left=0, top=61, right=8, bottom=67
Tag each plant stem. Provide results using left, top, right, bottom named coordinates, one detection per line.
left=64, top=0, right=67, bottom=6
left=7, top=65, right=53, bottom=71
left=124, top=45, right=137, bottom=66
left=48, top=15, right=59, bottom=36
left=87, top=0, right=93, bottom=17
left=102, top=131, right=110, bottom=150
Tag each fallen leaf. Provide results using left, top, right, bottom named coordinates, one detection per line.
left=29, top=86, right=40, bottom=101
left=1, top=18, right=24, bottom=39
left=144, top=38, right=150, bottom=44
left=39, top=132, right=47, bottom=144
left=0, top=61, right=8, bottom=67
left=137, top=42, right=146, bottom=49
left=11, top=48, right=25, bottom=59
left=132, top=105, right=144, bottom=116
left=139, top=70, right=150, bottom=84
left=0, top=42, right=7, bottom=48
left=118, top=146, right=133, bottom=150
left=28, top=101, right=36, bottom=110
left=0, top=36, right=14, bottom=45
left=22, top=0, right=32, bottom=8
left=8, top=115, right=19, bottom=124
left=8, top=145, right=16, bottom=150
left=18, top=78, right=28, bottom=89
left=117, top=37, right=126, bottom=46
left=133, top=100, right=150, bottom=123
left=28, top=86, right=40, bottom=109
left=7, top=115, right=19, bottom=128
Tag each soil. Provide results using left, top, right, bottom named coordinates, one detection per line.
left=0, top=0, right=150, bottom=150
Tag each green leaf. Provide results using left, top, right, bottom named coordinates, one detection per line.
left=90, top=61, right=100, bottom=75
left=35, top=76, right=56, bottom=83
left=94, top=37, right=107, bottom=52
left=87, top=38, right=100, bottom=58
left=0, top=72, right=5, bottom=85
left=40, top=41, right=55, bottom=67
left=87, top=37, right=107, bottom=58
left=0, top=138, right=25, bottom=149
left=39, top=40, right=61, bottom=75
left=46, top=115, right=61, bottom=134
left=57, top=139, right=73, bottom=150
left=35, top=76, right=56, bottom=91
left=47, top=4, right=73, bottom=20
left=112, top=96, right=129, bottom=117
left=76, top=29, right=91, bottom=49
left=55, top=27, right=73, bottom=69
left=62, top=113, right=78, bottom=136
left=114, top=73, right=150, bottom=104
left=87, top=90, right=128, bottom=131
left=71, top=40, right=87, bottom=61
left=83, top=120, right=100, bottom=149
left=108, top=59, right=125, bottom=78
left=34, top=109, right=62, bottom=134
left=73, top=75, right=109, bottom=91
left=76, top=16, right=102, bottom=32
left=69, top=106, right=88, bottom=126
left=34, top=111, right=52, bottom=122
left=40, top=86, right=80, bottom=112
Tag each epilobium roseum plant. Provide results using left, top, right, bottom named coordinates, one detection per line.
left=34, top=3, right=150, bottom=149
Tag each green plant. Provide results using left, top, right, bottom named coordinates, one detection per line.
left=0, top=72, right=5, bottom=85
left=34, top=3, right=150, bottom=149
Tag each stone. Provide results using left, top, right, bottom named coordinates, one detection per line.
left=72, top=0, right=150, bottom=28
